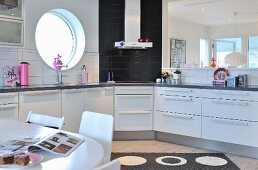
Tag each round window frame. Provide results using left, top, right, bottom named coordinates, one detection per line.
left=35, top=9, right=85, bottom=71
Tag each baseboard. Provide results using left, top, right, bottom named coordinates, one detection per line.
left=113, top=131, right=155, bottom=140
left=113, top=130, right=258, bottom=159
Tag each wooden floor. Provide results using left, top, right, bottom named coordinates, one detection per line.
left=112, top=140, right=258, bottom=170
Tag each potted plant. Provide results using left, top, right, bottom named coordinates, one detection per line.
left=173, top=69, right=181, bottom=84
left=161, top=71, right=169, bottom=83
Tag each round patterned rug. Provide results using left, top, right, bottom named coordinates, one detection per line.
left=111, top=152, right=240, bottom=170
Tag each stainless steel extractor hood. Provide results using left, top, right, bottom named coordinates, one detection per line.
left=114, top=0, right=153, bottom=49
left=0, top=0, right=18, bottom=11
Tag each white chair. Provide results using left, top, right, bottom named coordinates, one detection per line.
left=26, top=111, right=65, bottom=129
left=93, top=159, right=121, bottom=170
left=79, top=111, right=114, bottom=164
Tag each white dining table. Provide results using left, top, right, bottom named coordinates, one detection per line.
left=0, top=119, right=104, bottom=170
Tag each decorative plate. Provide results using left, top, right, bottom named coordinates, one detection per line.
left=0, top=152, right=43, bottom=169
left=213, top=68, right=230, bottom=80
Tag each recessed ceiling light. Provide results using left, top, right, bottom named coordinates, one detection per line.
left=11, top=13, right=14, bottom=16
left=201, top=7, right=205, bottom=12
left=228, top=18, right=232, bottom=21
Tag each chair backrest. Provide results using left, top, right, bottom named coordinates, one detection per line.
left=93, top=159, right=121, bottom=170
left=79, top=111, right=114, bottom=164
left=26, top=111, right=65, bottom=130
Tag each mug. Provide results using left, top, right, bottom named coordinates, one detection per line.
left=156, top=78, right=161, bottom=83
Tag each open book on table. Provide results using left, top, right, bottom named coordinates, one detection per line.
left=28, top=131, right=84, bottom=156
left=0, top=131, right=84, bottom=157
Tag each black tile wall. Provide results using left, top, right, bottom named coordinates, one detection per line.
left=99, top=0, right=162, bottom=82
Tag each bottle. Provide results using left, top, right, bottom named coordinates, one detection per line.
left=210, top=58, right=216, bottom=68
left=81, top=65, right=88, bottom=83
left=20, top=62, right=29, bottom=86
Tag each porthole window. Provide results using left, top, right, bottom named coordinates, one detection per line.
left=35, top=9, right=85, bottom=70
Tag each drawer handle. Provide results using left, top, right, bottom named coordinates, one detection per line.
left=212, top=100, right=248, bottom=106
left=162, top=112, right=193, bottom=119
left=0, top=104, right=17, bottom=110
left=165, top=89, right=192, bottom=93
left=117, top=88, right=151, bottom=91
left=117, top=110, right=152, bottom=114
left=86, top=88, right=104, bottom=92
left=22, top=91, right=60, bottom=96
left=0, top=93, right=17, bottom=98
left=212, top=118, right=249, bottom=126
left=164, top=96, right=192, bottom=102
left=63, top=89, right=84, bottom=94
left=213, top=91, right=249, bottom=96
left=117, top=95, right=151, bottom=98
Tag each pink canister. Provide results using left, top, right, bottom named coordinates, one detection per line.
left=19, top=62, right=29, bottom=86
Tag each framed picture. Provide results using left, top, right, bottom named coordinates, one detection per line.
left=170, top=38, right=186, bottom=68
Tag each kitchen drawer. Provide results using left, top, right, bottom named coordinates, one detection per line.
left=155, top=94, right=201, bottom=115
left=154, top=110, right=201, bottom=138
left=115, top=110, right=153, bottom=131
left=115, top=86, right=153, bottom=95
left=155, top=87, right=202, bottom=97
left=0, top=92, right=18, bottom=104
left=202, top=89, right=258, bottom=101
left=202, top=116, right=258, bottom=147
left=202, top=98, right=258, bottom=121
left=0, top=104, right=18, bottom=120
left=115, top=95, right=153, bottom=110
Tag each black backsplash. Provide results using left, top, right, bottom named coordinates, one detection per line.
left=99, top=0, right=162, bottom=82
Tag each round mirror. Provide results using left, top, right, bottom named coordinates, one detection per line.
left=35, top=9, right=85, bottom=70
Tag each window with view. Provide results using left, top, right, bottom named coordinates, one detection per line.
left=248, top=36, right=258, bottom=68
left=215, top=38, right=242, bottom=67
left=35, top=9, right=85, bottom=70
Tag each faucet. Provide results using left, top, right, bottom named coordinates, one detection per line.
left=56, top=65, right=68, bottom=85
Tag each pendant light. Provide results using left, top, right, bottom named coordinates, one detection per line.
left=224, top=12, right=246, bottom=68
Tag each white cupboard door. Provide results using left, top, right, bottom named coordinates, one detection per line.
left=115, top=110, right=153, bottom=131
left=85, top=87, right=114, bottom=115
left=62, top=89, right=85, bottom=133
left=115, top=95, right=153, bottom=111
left=103, top=87, right=114, bottom=115
left=202, top=117, right=258, bottom=147
left=154, top=110, right=201, bottom=138
left=0, top=104, right=18, bottom=120
left=202, top=98, right=258, bottom=121
left=0, top=92, right=18, bottom=120
left=19, top=90, right=62, bottom=121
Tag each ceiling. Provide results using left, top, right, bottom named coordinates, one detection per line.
left=168, top=0, right=258, bottom=26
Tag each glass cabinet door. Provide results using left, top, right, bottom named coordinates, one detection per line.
left=0, top=18, right=23, bottom=45
left=0, top=0, right=23, bottom=19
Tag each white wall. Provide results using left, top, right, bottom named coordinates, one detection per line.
left=0, top=0, right=99, bottom=86
left=167, top=16, right=208, bottom=67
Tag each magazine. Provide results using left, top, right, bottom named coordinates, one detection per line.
left=0, top=137, right=40, bottom=153
left=3, top=65, right=20, bottom=86
left=0, top=131, right=84, bottom=157
left=28, top=131, right=84, bottom=156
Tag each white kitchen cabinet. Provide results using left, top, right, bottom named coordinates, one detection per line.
left=19, top=90, right=62, bottom=121
left=155, top=110, right=201, bottom=138
left=115, top=86, right=153, bottom=131
left=0, top=93, right=18, bottom=120
left=202, top=116, right=258, bottom=147
left=154, top=87, right=202, bottom=138
left=85, top=87, right=114, bottom=115
left=62, top=89, right=85, bottom=133
left=201, top=89, right=258, bottom=147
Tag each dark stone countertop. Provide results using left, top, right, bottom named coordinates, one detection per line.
left=155, top=83, right=258, bottom=91
left=0, top=82, right=258, bottom=93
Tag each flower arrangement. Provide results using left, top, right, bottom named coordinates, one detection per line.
left=162, top=71, right=169, bottom=78
left=53, top=54, right=63, bottom=70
